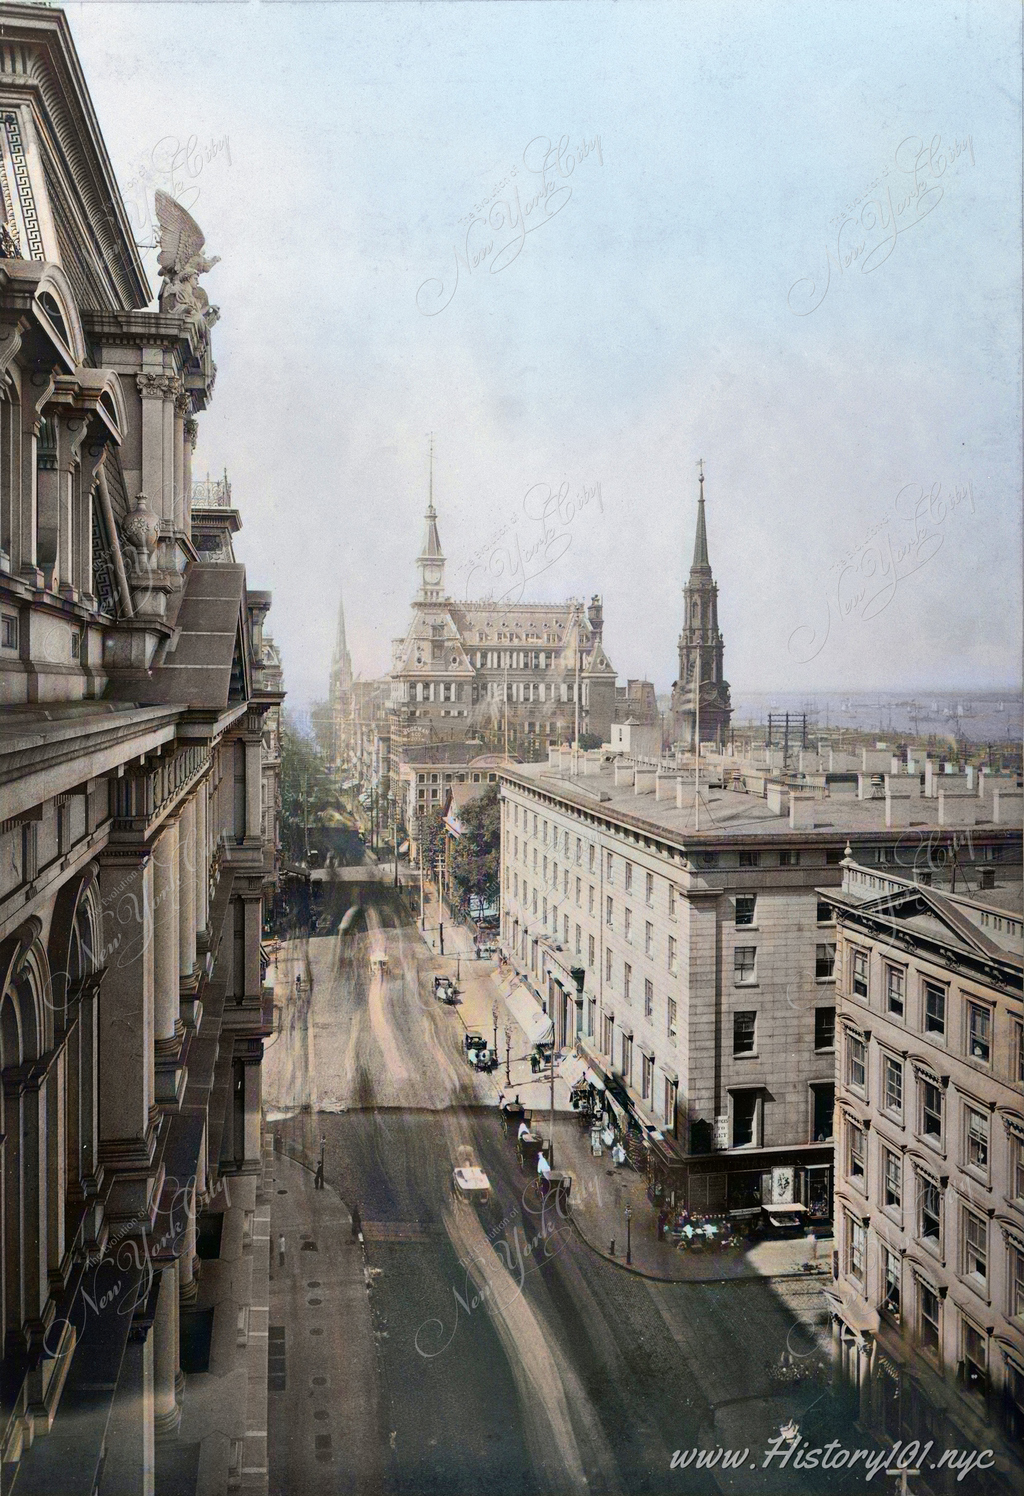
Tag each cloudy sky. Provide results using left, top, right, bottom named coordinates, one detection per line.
left=67, top=1, right=1020, bottom=710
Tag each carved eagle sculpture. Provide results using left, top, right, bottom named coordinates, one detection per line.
left=154, top=190, right=220, bottom=327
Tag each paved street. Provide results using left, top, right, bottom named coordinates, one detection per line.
left=263, top=880, right=868, bottom=1496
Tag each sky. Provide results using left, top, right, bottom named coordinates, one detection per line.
left=64, top=0, right=1021, bottom=711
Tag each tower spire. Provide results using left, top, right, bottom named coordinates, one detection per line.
left=691, top=458, right=710, bottom=572
left=417, top=434, right=445, bottom=600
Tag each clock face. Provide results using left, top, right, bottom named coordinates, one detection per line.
left=423, top=564, right=442, bottom=585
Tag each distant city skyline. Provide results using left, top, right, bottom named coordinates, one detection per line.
left=65, top=2, right=1021, bottom=709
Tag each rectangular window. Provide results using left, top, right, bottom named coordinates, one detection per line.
left=881, top=1246, right=901, bottom=1321
left=739, top=850, right=760, bottom=867
left=734, top=946, right=756, bottom=984
left=563, top=914, right=569, bottom=945
left=816, top=899, right=832, bottom=922
left=587, top=998, right=595, bottom=1037
left=883, top=1148, right=902, bottom=1209
left=699, top=852, right=719, bottom=868
left=543, top=856, right=548, bottom=882
left=886, top=965, right=905, bottom=1017
left=852, top=950, right=869, bottom=998
left=576, top=837, right=582, bottom=864
left=667, top=997, right=677, bottom=1038
left=735, top=894, right=756, bottom=927
left=575, top=924, right=582, bottom=956
left=623, top=962, right=632, bottom=1003
left=624, top=908, right=632, bottom=943
left=644, top=978, right=653, bottom=1018
left=605, top=947, right=613, bottom=982
left=621, top=1032, right=632, bottom=1083
left=963, top=1319, right=987, bottom=1391
left=847, top=1035, right=866, bottom=1090
left=668, top=885, right=676, bottom=918
left=70, top=629, right=80, bottom=659
left=1011, top=1247, right=1024, bottom=1321
left=589, top=844, right=595, bottom=872
left=645, top=871, right=654, bottom=904
left=624, top=862, right=633, bottom=892
left=780, top=849, right=801, bottom=866
left=924, top=982, right=946, bottom=1035
left=606, top=851, right=613, bottom=881
left=606, top=895, right=613, bottom=927
left=883, top=1056, right=903, bottom=1115
left=602, top=1013, right=613, bottom=1054
left=847, top=1216, right=866, bottom=1281
left=922, top=1080, right=942, bottom=1139
left=919, top=1177, right=941, bottom=1242
left=588, top=885, right=594, bottom=915
left=575, top=877, right=581, bottom=905
left=919, top=1282, right=940, bottom=1354
left=849, top=1121, right=866, bottom=1180
left=733, top=1010, right=757, bottom=1056
left=645, top=921, right=653, bottom=957
left=664, top=1076, right=677, bottom=1129
left=825, top=848, right=842, bottom=864
left=814, top=1007, right=835, bottom=1050
left=816, top=943, right=836, bottom=979
left=641, top=1052, right=653, bottom=1100
left=1, top=614, right=18, bottom=650
left=965, top=1106, right=988, bottom=1171
left=588, top=934, right=595, bottom=969
left=963, top=1210, right=987, bottom=1283
left=967, top=1002, right=991, bottom=1063
left=1013, top=1136, right=1024, bottom=1201
left=733, top=1092, right=758, bottom=1148
left=668, top=936, right=678, bottom=976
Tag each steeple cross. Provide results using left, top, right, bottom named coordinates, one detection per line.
left=697, top=457, right=704, bottom=485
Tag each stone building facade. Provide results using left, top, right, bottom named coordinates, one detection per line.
left=827, top=862, right=1023, bottom=1490
left=497, top=752, right=1021, bottom=1225
left=390, top=499, right=618, bottom=753
left=0, top=7, right=281, bottom=1491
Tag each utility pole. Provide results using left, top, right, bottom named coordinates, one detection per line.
left=419, top=841, right=425, bottom=928
left=393, top=804, right=399, bottom=889
left=549, top=1045, right=556, bottom=1170
left=503, top=654, right=509, bottom=760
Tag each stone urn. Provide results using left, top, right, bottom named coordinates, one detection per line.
left=122, top=492, right=160, bottom=568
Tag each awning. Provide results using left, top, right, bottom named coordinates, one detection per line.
left=559, top=1053, right=605, bottom=1091
left=503, top=984, right=553, bottom=1047
left=765, top=1202, right=808, bottom=1214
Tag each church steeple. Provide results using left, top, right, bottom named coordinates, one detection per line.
left=691, top=459, right=711, bottom=574
left=417, top=435, right=446, bottom=602
left=670, top=461, right=732, bottom=750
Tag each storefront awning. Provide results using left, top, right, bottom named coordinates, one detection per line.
left=503, top=984, right=553, bottom=1047
left=559, top=1053, right=605, bottom=1091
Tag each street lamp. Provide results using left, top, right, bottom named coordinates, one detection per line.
left=504, top=1024, right=512, bottom=1085
left=492, top=1001, right=499, bottom=1053
left=625, top=1202, right=632, bottom=1265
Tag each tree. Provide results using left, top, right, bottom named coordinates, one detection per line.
left=280, top=712, right=337, bottom=863
left=449, top=783, right=500, bottom=916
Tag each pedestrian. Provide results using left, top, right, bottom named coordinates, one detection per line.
left=295, top=972, right=302, bottom=993
left=277, top=1233, right=286, bottom=1268
left=517, top=1120, right=530, bottom=1142
left=350, top=1203, right=361, bottom=1241
left=657, top=1208, right=668, bottom=1242
left=314, top=1160, right=324, bottom=1190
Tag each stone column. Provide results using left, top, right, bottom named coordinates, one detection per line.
left=245, top=736, right=262, bottom=840
left=97, top=852, right=155, bottom=1171
left=242, top=1056, right=262, bottom=1168
left=152, top=818, right=180, bottom=1045
left=243, top=896, right=262, bottom=1001
left=98, top=1323, right=155, bottom=1496
left=153, top=1264, right=180, bottom=1440
left=178, top=798, right=196, bottom=989
left=194, top=783, right=209, bottom=938
left=178, top=1207, right=198, bottom=1305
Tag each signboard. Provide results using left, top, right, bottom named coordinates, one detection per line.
left=714, top=1115, right=729, bottom=1150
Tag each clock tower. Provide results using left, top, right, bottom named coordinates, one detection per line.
left=417, top=440, right=446, bottom=602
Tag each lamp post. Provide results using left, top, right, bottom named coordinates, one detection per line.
left=492, top=1001, right=499, bottom=1053
left=504, top=1024, right=512, bottom=1085
left=625, top=1202, right=632, bottom=1265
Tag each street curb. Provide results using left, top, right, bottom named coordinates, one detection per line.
left=568, top=1213, right=830, bottom=1286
